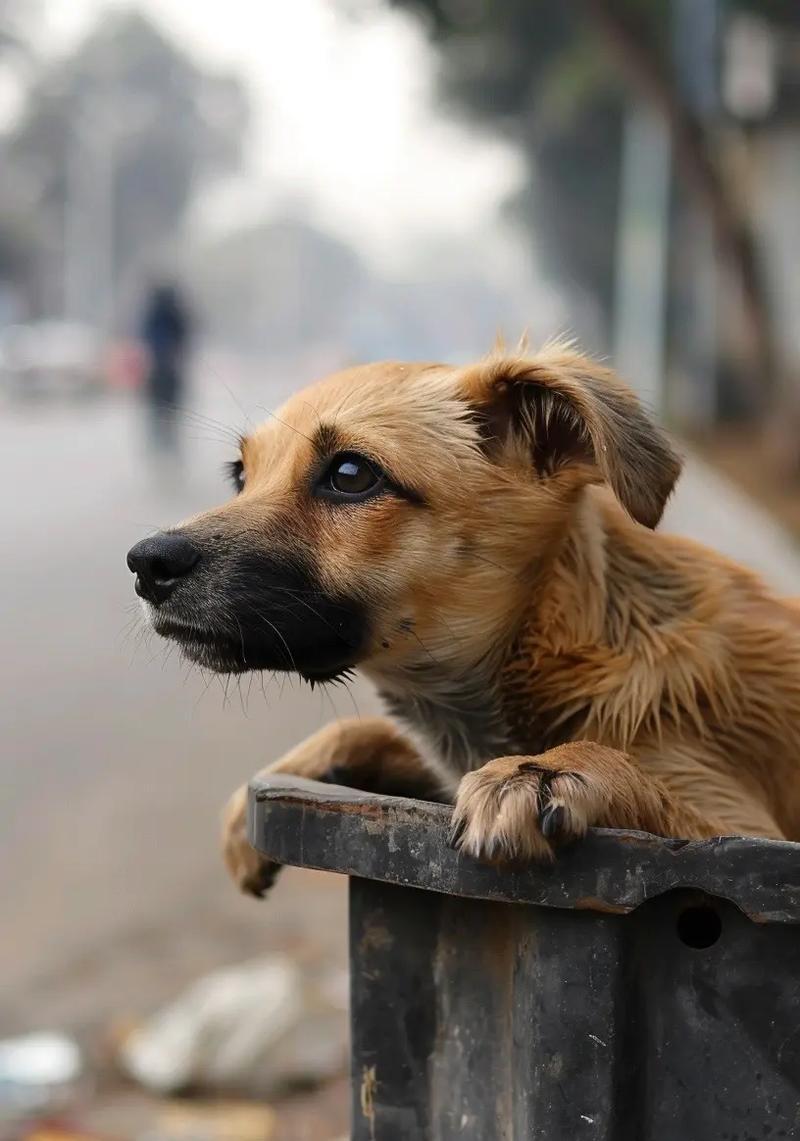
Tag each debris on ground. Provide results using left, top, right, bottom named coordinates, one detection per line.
left=119, top=956, right=348, bottom=1099
left=0, top=1032, right=84, bottom=1126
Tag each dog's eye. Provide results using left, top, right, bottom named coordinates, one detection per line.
left=225, top=459, right=245, bottom=494
left=320, top=453, right=384, bottom=501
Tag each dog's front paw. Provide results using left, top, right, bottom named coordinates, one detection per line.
left=221, top=784, right=281, bottom=898
left=449, top=754, right=606, bottom=864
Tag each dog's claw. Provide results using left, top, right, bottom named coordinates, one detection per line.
left=447, top=816, right=466, bottom=850
left=242, top=861, right=280, bottom=899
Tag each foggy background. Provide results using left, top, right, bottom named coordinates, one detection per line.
left=2, top=2, right=800, bottom=1138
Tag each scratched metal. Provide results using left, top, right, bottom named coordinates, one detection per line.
left=250, top=776, right=800, bottom=1140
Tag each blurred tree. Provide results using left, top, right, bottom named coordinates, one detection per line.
left=390, top=3, right=623, bottom=349
left=189, top=216, right=366, bottom=356
left=188, top=213, right=537, bottom=362
left=6, top=8, right=248, bottom=321
left=0, top=0, right=37, bottom=56
left=0, top=0, right=40, bottom=297
left=580, top=0, right=786, bottom=411
left=390, top=0, right=799, bottom=413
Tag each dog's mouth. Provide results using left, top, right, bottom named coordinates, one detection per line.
left=129, top=537, right=369, bottom=682
left=146, top=591, right=366, bottom=683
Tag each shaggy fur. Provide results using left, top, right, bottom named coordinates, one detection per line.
left=128, top=343, right=800, bottom=896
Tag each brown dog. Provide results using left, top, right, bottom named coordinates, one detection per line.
left=126, top=344, right=800, bottom=896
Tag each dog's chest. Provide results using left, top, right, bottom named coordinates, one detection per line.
left=380, top=677, right=516, bottom=777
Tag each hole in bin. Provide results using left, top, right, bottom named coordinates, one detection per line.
left=676, top=904, right=722, bottom=949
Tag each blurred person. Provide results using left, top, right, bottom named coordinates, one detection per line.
left=140, top=281, right=193, bottom=458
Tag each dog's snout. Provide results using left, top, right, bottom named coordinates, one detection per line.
left=126, top=532, right=201, bottom=604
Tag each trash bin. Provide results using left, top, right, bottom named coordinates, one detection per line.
left=249, top=774, right=800, bottom=1141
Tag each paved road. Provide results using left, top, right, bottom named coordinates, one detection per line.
left=2, top=356, right=798, bottom=1043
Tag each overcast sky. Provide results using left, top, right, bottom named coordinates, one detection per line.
left=31, top=0, right=529, bottom=278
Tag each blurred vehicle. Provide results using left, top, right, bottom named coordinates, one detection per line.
left=0, top=321, right=106, bottom=400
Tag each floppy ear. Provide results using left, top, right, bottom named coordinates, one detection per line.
left=462, top=344, right=682, bottom=529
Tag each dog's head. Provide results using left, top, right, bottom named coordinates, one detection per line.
left=127, top=346, right=681, bottom=682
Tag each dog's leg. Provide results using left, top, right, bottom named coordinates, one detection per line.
left=449, top=741, right=734, bottom=863
left=223, top=717, right=447, bottom=897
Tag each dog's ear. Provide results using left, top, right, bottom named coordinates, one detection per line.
left=461, top=344, right=682, bottom=529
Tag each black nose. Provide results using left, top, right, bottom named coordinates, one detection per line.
left=126, top=532, right=201, bottom=604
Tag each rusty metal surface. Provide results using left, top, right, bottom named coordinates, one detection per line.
left=348, top=879, right=800, bottom=1140
left=250, top=776, right=800, bottom=1139
left=249, top=774, right=800, bottom=924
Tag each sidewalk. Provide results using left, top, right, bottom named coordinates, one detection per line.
left=665, top=454, right=800, bottom=594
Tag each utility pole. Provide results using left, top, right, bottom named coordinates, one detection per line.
left=612, top=103, right=671, bottom=414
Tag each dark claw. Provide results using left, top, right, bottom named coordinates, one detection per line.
left=448, top=817, right=466, bottom=849
left=540, top=803, right=565, bottom=840
left=243, top=861, right=280, bottom=899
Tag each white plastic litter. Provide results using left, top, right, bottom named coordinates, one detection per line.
left=0, top=1031, right=83, bottom=1121
left=120, top=955, right=347, bottom=1097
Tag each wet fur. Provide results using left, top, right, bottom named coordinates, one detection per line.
left=130, top=343, right=800, bottom=891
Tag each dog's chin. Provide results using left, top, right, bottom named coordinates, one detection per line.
left=172, top=633, right=256, bottom=676
left=147, top=609, right=362, bottom=683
